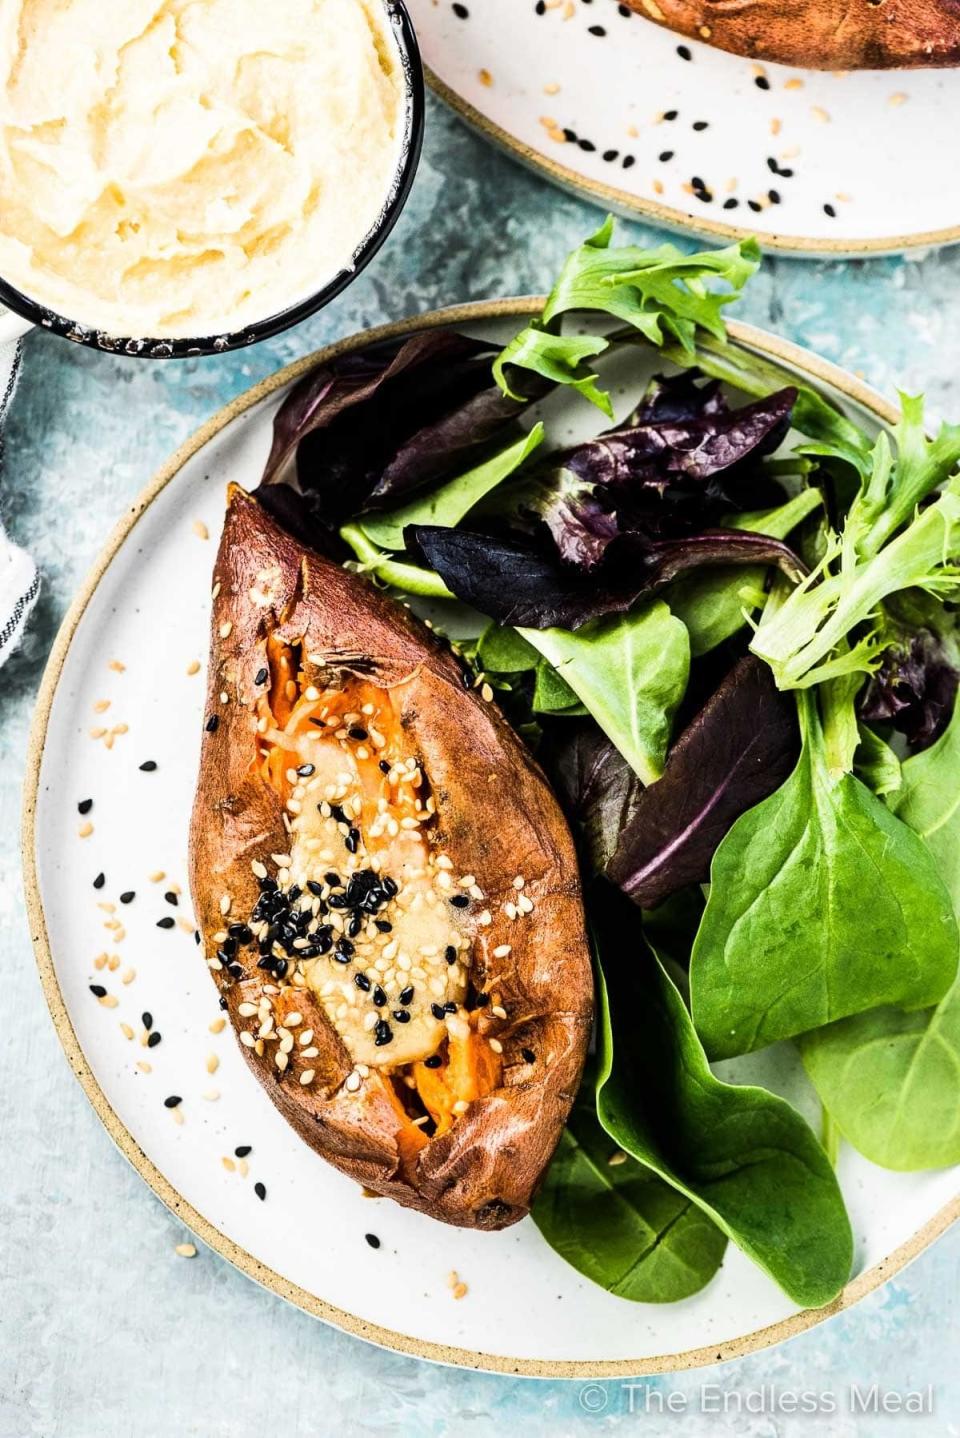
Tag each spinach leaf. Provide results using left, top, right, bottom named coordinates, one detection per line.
left=799, top=985, right=960, bottom=1171
left=338, top=525, right=454, bottom=599
left=520, top=602, right=690, bottom=785
left=800, top=693, right=960, bottom=1171
left=594, top=902, right=853, bottom=1308
left=532, top=1087, right=727, bottom=1302
left=667, top=489, right=823, bottom=656
left=853, top=723, right=902, bottom=796
left=690, top=689, right=959, bottom=1059
left=359, top=425, right=545, bottom=551
left=890, top=689, right=960, bottom=898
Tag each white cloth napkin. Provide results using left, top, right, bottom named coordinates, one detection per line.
left=0, top=337, right=38, bottom=669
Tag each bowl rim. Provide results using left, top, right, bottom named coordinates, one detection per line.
left=0, top=0, right=424, bottom=360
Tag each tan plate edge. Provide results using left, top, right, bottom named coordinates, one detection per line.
left=22, top=301, right=959, bottom=1378
left=425, top=64, right=960, bottom=260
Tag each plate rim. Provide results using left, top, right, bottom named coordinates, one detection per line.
left=22, top=298, right=960, bottom=1377
left=423, top=62, right=960, bottom=260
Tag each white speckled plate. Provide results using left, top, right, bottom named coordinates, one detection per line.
left=409, top=0, right=960, bottom=256
left=25, top=303, right=960, bottom=1376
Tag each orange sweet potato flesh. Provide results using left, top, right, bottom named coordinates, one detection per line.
left=621, top=0, right=960, bottom=69
left=188, top=487, right=592, bottom=1230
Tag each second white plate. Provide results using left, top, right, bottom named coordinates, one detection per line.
left=410, top=0, right=960, bottom=256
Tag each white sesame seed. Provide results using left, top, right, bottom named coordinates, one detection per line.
left=345, top=1071, right=362, bottom=1092
left=493, top=945, right=511, bottom=959
left=219, top=621, right=233, bottom=639
left=240, top=1032, right=255, bottom=1048
left=175, top=1243, right=197, bottom=1258
left=488, top=1038, right=503, bottom=1054
left=219, top=893, right=231, bottom=915
left=238, top=1002, right=257, bottom=1017
left=300, top=1069, right=316, bottom=1086
left=275, top=1050, right=288, bottom=1072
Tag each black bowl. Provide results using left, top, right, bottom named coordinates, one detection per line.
left=0, top=0, right=424, bottom=360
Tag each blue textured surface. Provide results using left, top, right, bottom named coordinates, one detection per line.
left=2, top=96, right=959, bottom=1438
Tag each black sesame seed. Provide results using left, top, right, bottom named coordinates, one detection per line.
left=378, top=760, right=391, bottom=774
left=254, top=1182, right=266, bottom=1201
left=723, top=198, right=739, bottom=210
left=755, top=74, right=770, bottom=89
left=693, top=120, right=709, bottom=131
left=824, top=202, right=837, bottom=218
left=329, top=803, right=347, bottom=825
left=536, top=0, right=545, bottom=12
left=691, top=174, right=705, bottom=191
left=577, top=138, right=596, bottom=153
left=205, top=714, right=219, bottom=733
left=659, top=150, right=674, bottom=162
left=147, top=1031, right=162, bottom=1048
left=355, top=973, right=372, bottom=992
left=120, top=891, right=135, bottom=904
left=165, top=891, right=179, bottom=906
left=452, top=1, right=468, bottom=15
left=473, top=992, right=490, bottom=1008
left=696, top=189, right=713, bottom=204
left=399, top=985, right=414, bottom=1004
left=374, top=1019, right=393, bottom=1046
left=93, top=872, right=106, bottom=889
left=89, top=984, right=107, bottom=998
left=219, top=996, right=228, bottom=1010
left=443, top=1002, right=457, bottom=1014
left=373, top=986, right=387, bottom=1007
left=142, top=1011, right=153, bottom=1030
left=424, top=1054, right=442, bottom=1069
left=521, top=1048, right=536, bottom=1064
left=677, top=43, right=691, bottom=59
left=139, top=760, right=157, bottom=772
left=163, top=1095, right=181, bottom=1109
left=344, top=829, right=360, bottom=854
left=365, top=1233, right=381, bottom=1249
left=602, top=148, right=618, bottom=162
left=748, top=199, right=763, bottom=213
left=333, top=947, right=352, bottom=965
left=297, top=763, right=315, bottom=777
left=663, top=108, right=678, bottom=120
left=235, top=1145, right=252, bottom=1158
left=587, top=23, right=606, bottom=34
left=392, top=1009, right=411, bottom=1024
left=768, top=188, right=781, bottom=205
left=325, top=872, right=341, bottom=888
left=273, top=958, right=288, bottom=979
left=382, top=877, right=398, bottom=898
left=622, top=154, right=635, bottom=169
left=431, top=1003, right=446, bottom=1021
left=375, top=919, right=392, bottom=933
left=348, top=726, right=368, bottom=741
left=78, top=798, right=93, bottom=815
left=347, top=914, right=362, bottom=938
left=450, top=894, right=469, bottom=909
left=562, top=127, right=577, bottom=143
left=228, top=963, right=245, bottom=980
left=306, top=880, right=324, bottom=897
left=445, top=945, right=457, bottom=964
left=156, top=916, right=175, bottom=930
left=254, top=667, right=268, bottom=686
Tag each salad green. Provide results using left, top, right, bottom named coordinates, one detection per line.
left=258, top=220, right=960, bottom=1313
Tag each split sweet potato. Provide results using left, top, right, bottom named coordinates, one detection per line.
left=188, top=487, right=592, bottom=1230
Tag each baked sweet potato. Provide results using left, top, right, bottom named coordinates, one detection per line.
left=188, top=487, right=592, bottom=1230
left=621, top=0, right=960, bottom=69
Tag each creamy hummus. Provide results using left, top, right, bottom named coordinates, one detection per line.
left=0, top=0, right=405, bottom=337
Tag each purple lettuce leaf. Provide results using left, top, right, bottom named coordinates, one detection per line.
left=259, top=331, right=543, bottom=536
left=606, top=655, right=798, bottom=906
left=540, top=721, right=643, bottom=873
left=860, top=628, right=960, bottom=752
left=407, top=524, right=805, bottom=630
left=529, top=386, right=797, bottom=570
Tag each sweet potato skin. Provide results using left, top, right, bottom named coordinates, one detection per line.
left=188, top=488, right=592, bottom=1230
left=621, top=0, right=960, bottom=69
